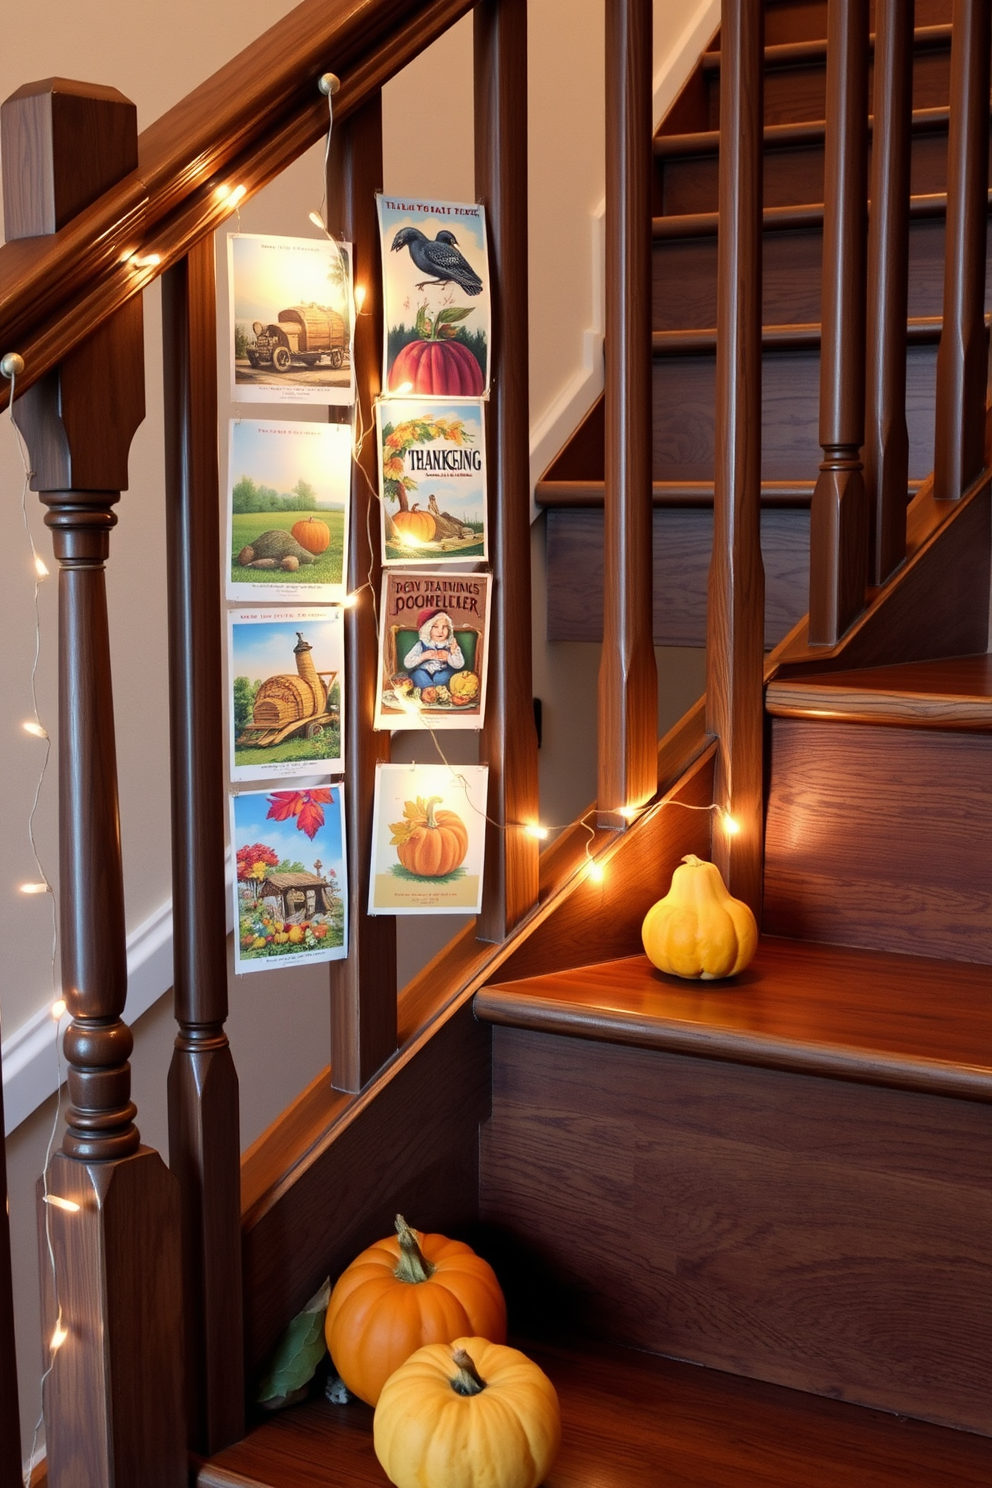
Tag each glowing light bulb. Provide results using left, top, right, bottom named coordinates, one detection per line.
left=129, top=252, right=161, bottom=268
left=50, top=1321, right=68, bottom=1352
left=586, top=860, right=605, bottom=883
left=34, top=556, right=49, bottom=578
left=308, top=210, right=326, bottom=230
left=22, top=720, right=48, bottom=739
left=51, top=999, right=66, bottom=1021
left=619, top=805, right=640, bottom=820
left=44, top=1194, right=79, bottom=1213
left=354, top=285, right=367, bottom=312
left=20, top=881, right=49, bottom=895
left=723, top=811, right=741, bottom=835
left=228, top=186, right=246, bottom=207
left=394, top=381, right=414, bottom=396
left=340, top=592, right=359, bottom=609
left=524, top=824, right=549, bottom=841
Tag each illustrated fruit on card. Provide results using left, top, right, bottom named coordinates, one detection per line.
left=392, top=506, right=437, bottom=544
left=449, top=670, right=480, bottom=702
left=291, top=516, right=331, bottom=554
left=389, top=308, right=484, bottom=396
left=641, top=854, right=757, bottom=980
left=389, top=796, right=468, bottom=878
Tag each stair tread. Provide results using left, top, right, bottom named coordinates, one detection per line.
left=652, top=189, right=984, bottom=239
left=652, top=314, right=953, bottom=356
left=768, top=654, right=992, bottom=727
left=654, top=104, right=964, bottom=158
left=476, top=937, right=992, bottom=1101
left=198, top=1336, right=992, bottom=1487
left=699, top=25, right=953, bottom=75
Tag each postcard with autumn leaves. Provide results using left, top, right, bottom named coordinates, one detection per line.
left=232, top=784, right=347, bottom=973
left=376, top=196, right=490, bottom=398
left=375, top=571, right=491, bottom=731
left=376, top=398, right=487, bottom=565
left=369, top=763, right=488, bottom=914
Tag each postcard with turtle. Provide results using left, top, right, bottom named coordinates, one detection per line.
left=376, top=196, right=490, bottom=398
left=229, top=232, right=355, bottom=406
left=232, top=783, right=348, bottom=973
left=376, top=397, right=487, bottom=564
left=228, top=608, right=344, bottom=782
left=226, top=419, right=351, bottom=603
left=374, top=571, right=492, bottom=731
left=369, top=762, right=488, bottom=915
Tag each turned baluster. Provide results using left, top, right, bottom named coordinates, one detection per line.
left=809, top=0, right=871, bottom=645
left=598, top=0, right=658, bottom=828
left=475, top=0, right=541, bottom=933
left=163, top=236, right=244, bottom=1454
left=706, top=0, right=765, bottom=914
left=2, top=78, right=185, bottom=1487
left=933, top=0, right=992, bottom=501
left=864, top=0, right=914, bottom=585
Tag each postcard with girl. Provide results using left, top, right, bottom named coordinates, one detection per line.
left=374, top=571, right=492, bottom=731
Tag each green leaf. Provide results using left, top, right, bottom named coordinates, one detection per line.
left=255, top=1278, right=330, bottom=1408
left=433, top=306, right=474, bottom=327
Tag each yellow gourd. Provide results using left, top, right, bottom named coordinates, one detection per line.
left=641, top=854, right=757, bottom=980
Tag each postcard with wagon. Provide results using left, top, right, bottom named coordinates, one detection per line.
left=226, top=420, right=351, bottom=603
left=369, top=762, right=488, bottom=915
left=376, top=196, right=490, bottom=398
left=228, top=608, right=345, bottom=782
left=376, top=397, right=487, bottom=565
left=232, top=783, right=348, bottom=972
left=374, top=570, right=491, bottom=731
left=229, top=232, right=355, bottom=406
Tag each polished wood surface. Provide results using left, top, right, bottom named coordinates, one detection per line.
left=198, top=1335, right=992, bottom=1487
left=706, top=0, right=765, bottom=910
left=933, top=0, right=991, bottom=500
left=481, top=1026, right=992, bottom=1431
left=864, top=0, right=913, bottom=583
left=475, top=0, right=540, bottom=937
left=326, top=94, right=397, bottom=1093
left=598, top=0, right=658, bottom=826
left=539, top=477, right=818, bottom=507
left=767, top=651, right=992, bottom=726
left=764, top=715, right=992, bottom=963
left=477, top=936, right=992, bottom=1100
left=162, top=238, right=244, bottom=1454
left=0, top=1054, right=20, bottom=1487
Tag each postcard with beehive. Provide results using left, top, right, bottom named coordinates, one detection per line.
left=229, top=232, right=355, bottom=405
left=376, top=196, right=490, bottom=398
left=232, top=784, right=348, bottom=972
left=226, top=420, right=351, bottom=603
left=228, top=608, right=344, bottom=781
left=376, top=397, right=487, bottom=564
left=369, top=762, right=488, bottom=914
left=374, top=571, right=492, bottom=731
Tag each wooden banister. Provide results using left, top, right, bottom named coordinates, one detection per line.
left=864, top=0, right=913, bottom=586
left=598, top=0, right=658, bottom=829
left=162, top=236, right=244, bottom=1454
left=933, top=0, right=992, bottom=501
left=706, top=0, right=765, bottom=914
left=809, top=0, right=870, bottom=647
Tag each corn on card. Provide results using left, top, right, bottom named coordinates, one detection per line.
left=229, top=232, right=355, bottom=405
left=376, top=196, right=490, bottom=398
left=376, top=397, right=487, bottom=565
left=226, top=420, right=351, bottom=603
left=374, top=571, right=492, bottom=731
left=228, top=609, right=344, bottom=782
left=369, top=762, right=488, bottom=915
left=232, top=784, right=348, bottom=972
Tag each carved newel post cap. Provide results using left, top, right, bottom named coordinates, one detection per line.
left=0, top=351, right=25, bottom=379
left=318, top=72, right=340, bottom=97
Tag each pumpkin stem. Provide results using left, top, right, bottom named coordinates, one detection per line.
left=423, top=796, right=443, bottom=830
left=393, top=1215, right=436, bottom=1284
left=681, top=854, right=704, bottom=867
left=450, top=1347, right=487, bottom=1396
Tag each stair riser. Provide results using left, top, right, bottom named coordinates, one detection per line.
left=764, top=717, right=992, bottom=963
left=481, top=1025, right=992, bottom=1433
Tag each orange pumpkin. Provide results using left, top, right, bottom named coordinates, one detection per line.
left=396, top=797, right=468, bottom=877
left=392, top=506, right=437, bottom=544
left=389, top=338, right=485, bottom=396
left=291, top=516, right=331, bottom=554
left=325, top=1216, right=507, bottom=1406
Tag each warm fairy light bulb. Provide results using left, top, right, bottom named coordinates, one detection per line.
left=20, top=882, right=49, bottom=895
left=723, top=811, right=741, bottom=835
left=129, top=252, right=161, bottom=268
left=619, top=805, right=640, bottom=820
left=309, top=210, right=326, bottom=230
left=395, top=381, right=414, bottom=395
left=51, top=999, right=66, bottom=1021
left=23, top=720, right=48, bottom=739
left=586, top=860, right=605, bottom=883
left=34, top=556, right=49, bottom=578
left=229, top=186, right=246, bottom=207
left=524, top=824, right=549, bottom=841
left=50, top=1320, right=68, bottom=1352
left=354, top=284, right=367, bottom=312
left=340, top=591, right=359, bottom=609
left=399, top=532, right=425, bottom=547
left=44, top=1194, right=79, bottom=1213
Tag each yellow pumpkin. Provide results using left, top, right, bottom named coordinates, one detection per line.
left=641, top=853, right=757, bottom=979
left=373, top=1339, right=561, bottom=1488
left=393, top=505, right=437, bottom=544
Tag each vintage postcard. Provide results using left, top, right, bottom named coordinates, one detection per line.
left=375, top=571, right=491, bottom=731
left=232, top=783, right=348, bottom=972
left=377, top=398, right=487, bottom=564
left=376, top=196, right=490, bottom=397
left=229, top=232, right=355, bottom=406
left=369, top=762, right=488, bottom=915
left=229, top=608, right=344, bottom=782
left=226, top=419, right=351, bottom=603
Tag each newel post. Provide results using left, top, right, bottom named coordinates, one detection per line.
left=2, top=80, right=186, bottom=1486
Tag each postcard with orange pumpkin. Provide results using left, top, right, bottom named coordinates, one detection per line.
left=226, top=419, right=351, bottom=603
left=369, top=762, right=488, bottom=914
left=232, top=783, right=348, bottom=972
left=376, top=196, right=490, bottom=398
left=228, top=608, right=344, bottom=782
left=376, top=397, right=487, bottom=564
left=374, top=571, right=492, bottom=731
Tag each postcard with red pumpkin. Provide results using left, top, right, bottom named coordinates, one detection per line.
left=226, top=419, right=351, bottom=603
left=374, top=570, right=492, bottom=731
left=228, top=608, right=344, bottom=782
left=376, top=196, right=490, bottom=398
left=376, top=397, right=487, bottom=564
left=368, top=762, right=488, bottom=914
left=228, top=232, right=355, bottom=406
left=232, top=783, right=348, bottom=972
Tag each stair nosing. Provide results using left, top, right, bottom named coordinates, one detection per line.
left=699, top=24, right=953, bottom=76
left=652, top=189, right=990, bottom=241
left=652, top=314, right=962, bottom=358
left=654, top=104, right=970, bottom=159
left=535, top=479, right=926, bottom=510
